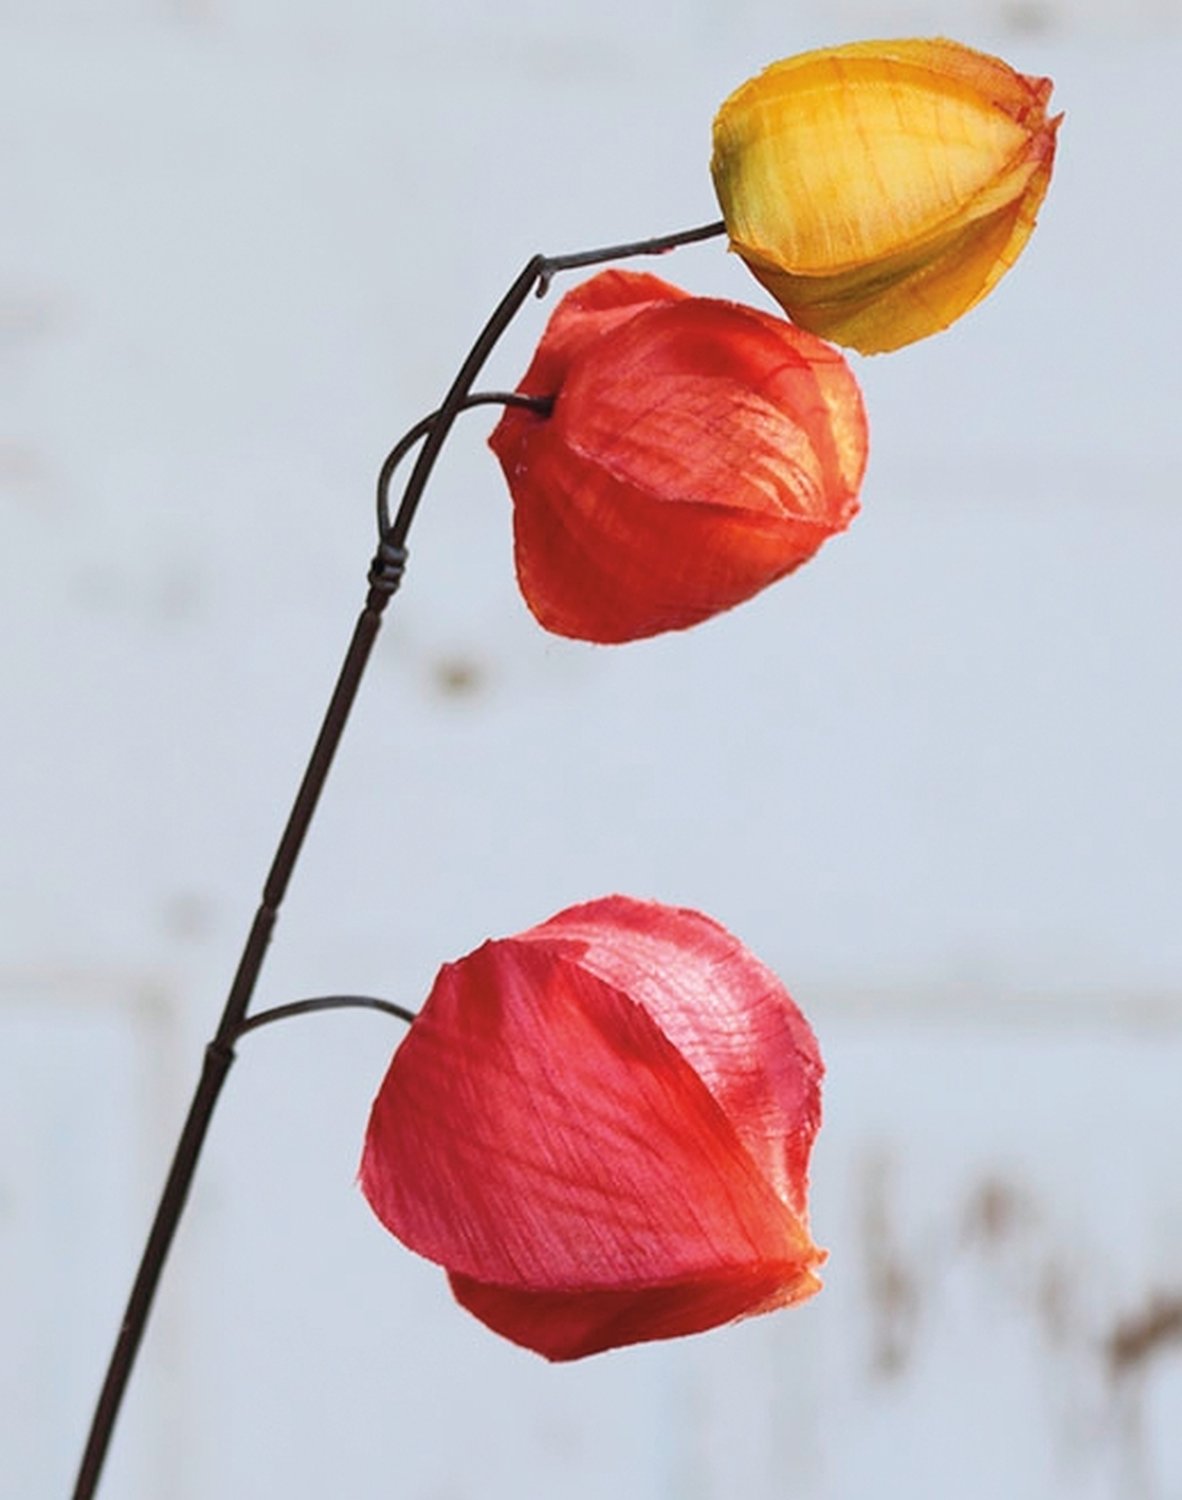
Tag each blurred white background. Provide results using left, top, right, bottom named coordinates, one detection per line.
left=3, top=0, right=1181, bottom=1496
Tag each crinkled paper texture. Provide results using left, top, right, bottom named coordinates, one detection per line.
left=489, top=270, right=867, bottom=642
left=361, top=896, right=824, bottom=1360
left=711, top=37, right=1060, bottom=352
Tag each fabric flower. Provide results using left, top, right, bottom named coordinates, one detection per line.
left=488, top=269, right=867, bottom=643
left=711, top=38, right=1061, bottom=353
left=361, top=895, right=824, bottom=1361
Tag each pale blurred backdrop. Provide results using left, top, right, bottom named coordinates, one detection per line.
left=3, top=0, right=1181, bottom=1496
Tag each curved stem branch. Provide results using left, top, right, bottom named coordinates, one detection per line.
left=387, top=219, right=727, bottom=547
left=231, top=994, right=417, bottom=1039
left=535, top=217, right=726, bottom=294
left=71, top=215, right=724, bottom=1500
left=376, top=390, right=551, bottom=537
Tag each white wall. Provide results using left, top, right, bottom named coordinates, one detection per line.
left=3, top=2, right=1181, bottom=1497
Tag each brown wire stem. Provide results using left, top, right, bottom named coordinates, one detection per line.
left=230, top=995, right=418, bottom=1040
left=70, top=217, right=727, bottom=1500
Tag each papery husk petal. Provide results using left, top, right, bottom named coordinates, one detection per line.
left=521, top=897, right=822, bottom=1217
left=449, top=1256, right=823, bottom=1362
left=713, top=44, right=1041, bottom=273
left=490, top=272, right=867, bottom=641
left=360, top=896, right=826, bottom=1358
left=510, top=269, right=689, bottom=396
left=786, top=37, right=1050, bottom=132
left=711, top=38, right=1059, bottom=351
left=746, top=142, right=1055, bottom=353
left=361, top=930, right=816, bottom=1293
left=827, top=38, right=1053, bottom=123
left=512, top=453, right=842, bottom=642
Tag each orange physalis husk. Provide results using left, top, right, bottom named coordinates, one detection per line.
left=711, top=37, right=1061, bottom=353
left=488, top=269, right=867, bottom=643
left=360, top=895, right=825, bottom=1361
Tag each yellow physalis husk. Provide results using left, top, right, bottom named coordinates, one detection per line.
left=711, top=37, right=1061, bottom=353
